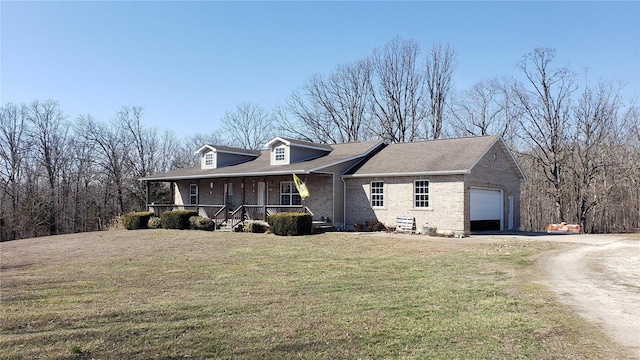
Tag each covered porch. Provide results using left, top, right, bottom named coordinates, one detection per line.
left=143, top=174, right=325, bottom=230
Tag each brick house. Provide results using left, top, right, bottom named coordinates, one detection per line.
left=141, top=135, right=525, bottom=235
left=344, top=136, right=526, bottom=235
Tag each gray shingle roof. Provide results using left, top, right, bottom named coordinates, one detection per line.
left=199, top=144, right=261, bottom=156
left=277, top=137, right=334, bottom=151
left=346, top=135, right=506, bottom=176
left=141, top=139, right=384, bottom=181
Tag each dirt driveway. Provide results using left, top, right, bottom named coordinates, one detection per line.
left=524, top=234, right=640, bottom=358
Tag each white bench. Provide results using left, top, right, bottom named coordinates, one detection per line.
left=396, top=216, right=415, bottom=233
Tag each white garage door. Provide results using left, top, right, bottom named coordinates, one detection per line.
left=470, top=189, right=502, bottom=221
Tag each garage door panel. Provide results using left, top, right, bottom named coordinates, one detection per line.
left=470, top=189, right=501, bottom=221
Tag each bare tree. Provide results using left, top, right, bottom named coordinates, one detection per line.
left=26, top=99, right=69, bottom=235
left=567, top=79, right=626, bottom=232
left=0, top=103, right=29, bottom=241
left=286, top=59, right=373, bottom=143
left=513, top=48, right=577, bottom=222
left=221, top=102, right=275, bottom=150
left=425, top=42, right=456, bottom=140
left=450, top=78, right=508, bottom=137
left=117, top=105, right=161, bottom=210
left=75, top=114, right=130, bottom=217
left=369, top=36, right=426, bottom=143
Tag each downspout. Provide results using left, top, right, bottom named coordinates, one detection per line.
left=342, top=175, right=347, bottom=231
left=241, top=177, right=246, bottom=221
left=171, top=181, right=175, bottom=210
left=145, top=180, right=150, bottom=212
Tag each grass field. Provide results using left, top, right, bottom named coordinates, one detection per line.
left=0, top=230, right=631, bottom=359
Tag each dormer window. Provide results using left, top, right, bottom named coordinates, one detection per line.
left=271, top=145, right=288, bottom=165
left=204, top=153, right=214, bottom=167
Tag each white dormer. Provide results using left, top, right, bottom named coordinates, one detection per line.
left=200, top=149, right=217, bottom=169
left=265, top=137, right=332, bottom=166
left=195, top=145, right=260, bottom=169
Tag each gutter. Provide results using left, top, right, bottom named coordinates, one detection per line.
left=343, top=170, right=470, bottom=178
left=141, top=169, right=311, bottom=182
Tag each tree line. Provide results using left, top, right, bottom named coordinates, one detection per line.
left=1, top=38, right=638, bottom=240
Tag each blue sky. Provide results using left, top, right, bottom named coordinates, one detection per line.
left=2, top=1, right=638, bottom=138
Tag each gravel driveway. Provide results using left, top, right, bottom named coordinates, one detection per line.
left=532, top=234, right=640, bottom=358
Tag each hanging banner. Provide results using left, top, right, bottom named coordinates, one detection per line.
left=292, top=173, right=310, bottom=199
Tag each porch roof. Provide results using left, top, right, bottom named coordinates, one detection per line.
left=141, top=139, right=385, bottom=181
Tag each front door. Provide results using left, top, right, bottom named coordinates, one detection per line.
left=225, top=183, right=233, bottom=208
left=258, top=181, right=266, bottom=219
left=258, top=182, right=265, bottom=206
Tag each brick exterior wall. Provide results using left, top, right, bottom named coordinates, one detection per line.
left=345, top=175, right=466, bottom=234
left=173, top=174, right=336, bottom=224
left=345, top=141, right=522, bottom=235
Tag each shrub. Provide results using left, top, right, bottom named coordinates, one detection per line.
left=160, top=210, right=198, bottom=230
left=189, top=216, right=215, bottom=231
left=121, top=211, right=154, bottom=230
left=148, top=217, right=162, bottom=229
left=365, top=219, right=386, bottom=232
left=267, top=212, right=312, bottom=236
left=243, top=221, right=269, bottom=233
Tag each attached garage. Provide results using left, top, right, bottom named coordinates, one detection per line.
left=470, top=188, right=502, bottom=231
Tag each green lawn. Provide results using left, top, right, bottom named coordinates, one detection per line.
left=0, top=230, right=630, bottom=359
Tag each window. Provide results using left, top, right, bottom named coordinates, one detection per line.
left=204, top=153, right=214, bottom=167
left=414, top=180, right=429, bottom=208
left=275, top=147, right=285, bottom=161
left=190, top=184, right=198, bottom=205
left=371, top=181, right=384, bottom=207
left=280, top=181, right=301, bottom=205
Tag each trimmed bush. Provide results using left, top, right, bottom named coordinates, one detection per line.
left=148, top=217, right=162, bottom=229
left=243, top=221, right=269, bottom=233
left=267, top=212, right=312, bottom=236
left=160, top=210, right=198, bottom=230
left=189, top=216, right=215, bottom=231
left=121, top=211, right=154, bottom=230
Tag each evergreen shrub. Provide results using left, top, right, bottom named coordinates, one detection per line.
left=243, top=221, right=269, bottom=233
left=148, top=217, right=162, bottom=229
left=121, top=211, right=154, bottom=230
left=161, top=210, right=198, bottom=229
left=267, top=212, right=312, bottom=236
left=189, top=216, right=215, bottom=231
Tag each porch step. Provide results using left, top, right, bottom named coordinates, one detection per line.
left=216, top=222, right=240, bottom=232
left=313, top=221, right=336, bottom=234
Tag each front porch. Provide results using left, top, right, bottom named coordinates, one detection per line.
left=147, top=203, right=312, bottom=230
left=143, top=173, right=337, bottom=231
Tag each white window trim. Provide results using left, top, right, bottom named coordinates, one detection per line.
left=280, top=181, right=301, bottom=205
left=370, top=181, right=384, bottom=208
left=272, top=145, right=288, bottom=165
left=413, top=179, right=430, bottom=209
left=204, top=152, right=214, bottom=167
